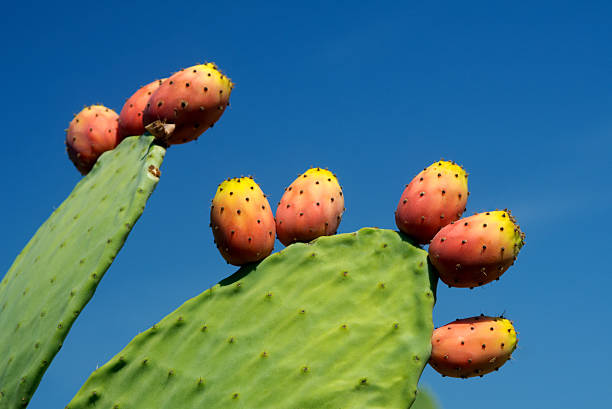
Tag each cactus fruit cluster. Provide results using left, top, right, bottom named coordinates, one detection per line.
left=65, top=62, right=232, bottom=175
left=393, top=160, right=524, bottom=380
left=0, top=60, right=528, bottom=408
left=209, top=167, right=345, bottom=266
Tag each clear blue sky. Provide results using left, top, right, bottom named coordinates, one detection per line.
left=1, top=1, right=611, bottom=407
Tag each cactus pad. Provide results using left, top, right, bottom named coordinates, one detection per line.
left=412, top=388, right=441, bottom=409
left=0, top=135, right=165, bottom=408
left=68, top=228, right=437, bottom=409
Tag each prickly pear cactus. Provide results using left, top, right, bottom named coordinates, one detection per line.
left=0, top=135, right=165, bottom=408
left=68, top=228, right=437, bottom=409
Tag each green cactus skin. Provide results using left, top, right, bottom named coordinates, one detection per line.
left=67, top=228, right=437, bottom=409
left=411, top=387, right=441, bottom=409
left=0, top=135, right=165, bottom=408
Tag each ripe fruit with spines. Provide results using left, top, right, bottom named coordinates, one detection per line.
left=65, top=105, right=119, bottom=175
left=210, top=177, right=275, bottom=265
left=429, top=315, right=517, bottom=378
left=395, top=160, right=468, bottom=244
left=275, top=167, right=345, bottom=246
left=428, top=209, right=525, bottom=288
left=143, top=63, right=233, bottom=145
left=118, top=79, right=164, bottom=139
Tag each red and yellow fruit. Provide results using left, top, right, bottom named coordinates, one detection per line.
left=395, top=160, right=468, bottom=244
left=65, top=105, right=119, bottom=175
left=429, top=315, right=518, bottom=378
left=429, top=210, right=525, bottom=288
left=118, top=79, right=164, bottom=139
left=275, top=168, right=344, bottom=246
left=143, top=63, right=233, bottom=145
left=210, top=177, right=275, bottom=265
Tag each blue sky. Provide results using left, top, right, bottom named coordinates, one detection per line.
left=1, top=1, right=611, bottom=407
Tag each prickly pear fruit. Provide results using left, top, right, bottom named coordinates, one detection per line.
left=143, top=63, right=233, bottom=145
left=275, top=167, right=344, bottom=246
left=65, top=105, right=119, bottom=174
left=118, top=79, right=164, bottom=139
left=210, top=177, right=275, bottom=265
left=429, top=315, right=517, bottom=378
left=429, top=210, right=525, bottom=288
left=395, top=160, right=468, bottom=244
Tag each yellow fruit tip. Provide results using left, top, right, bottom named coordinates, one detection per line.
left=427, top=159, right=466, bottom=176
left=303, top=167, right=336, bottom=179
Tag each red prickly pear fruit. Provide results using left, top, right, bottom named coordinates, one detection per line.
left=143, top=63, right=233, bottom=145
left=429, top=315, right=518, bottom=378
left=275, top=167, right=344, bottom=247
left=429, top=210, right=525, bottom=288
left=65, top=105, right=119, bottom=175
left=210, top=177, right=275, bottom=266
left=117, top=79, right=164, bottom=139
left=395, top=160, right=468, bottom=244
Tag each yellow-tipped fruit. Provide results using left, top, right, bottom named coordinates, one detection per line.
left=395, top=160, right=468, bottom=244
left=429, top=315, right=518, bottom=378
left=429, top=210, right=525, bottom=288
left=210, top=177, right=275, bottom=265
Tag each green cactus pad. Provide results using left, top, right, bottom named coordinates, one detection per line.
left=0, top=135, right=165, bottom=408
left=412, top=387, right=441, bottom=409
left=68, top=228, right=437, bottom=409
